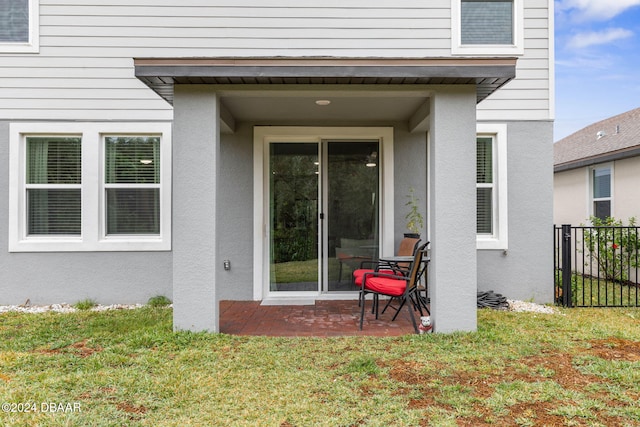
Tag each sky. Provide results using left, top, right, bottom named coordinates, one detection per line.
left=554, top=0, right=640, bottom=141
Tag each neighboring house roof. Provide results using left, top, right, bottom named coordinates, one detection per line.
left=554, top=107, right=640, bottom=172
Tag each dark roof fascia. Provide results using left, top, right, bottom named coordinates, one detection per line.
left=554, top=146, right=640, bottom=173
left=134, top=57, right=517, bottom=105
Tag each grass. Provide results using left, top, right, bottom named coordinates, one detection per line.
left=72, top=299, right=97, bottom=311
left=272, top=258, right=345, bottom=283
left=573, top=277, right=639, bottom=307
left=0, top=307, right=639, bottom=426
left=557, top=272, right=640, bottom=307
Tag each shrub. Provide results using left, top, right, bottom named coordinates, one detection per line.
left=147, top=295, right=172, bottom=307
left=74, top=299, right=97, bottom=310
left=583, top=216, right=640, bottom=283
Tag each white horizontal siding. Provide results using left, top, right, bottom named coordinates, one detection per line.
left=0, top=0, right=550, bottom=122
left=477, top=0, right=552, bottom=121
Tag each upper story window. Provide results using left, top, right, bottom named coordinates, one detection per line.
left=9, top=123, right=172, bottom=252
left=452, top=0, right=523, bottom=56
left=591, top=165, right=612, bottom=220
left=0, top=0, right=39, bottom=53
left=462, top=0, right=513, bottom=44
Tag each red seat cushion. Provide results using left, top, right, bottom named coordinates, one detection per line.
left=363, top=276, right=406, bottom=297
left=353, top=269, right=397, bottom=286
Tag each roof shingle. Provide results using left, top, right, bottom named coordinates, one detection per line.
left=554, top=107, right=640, bottom=169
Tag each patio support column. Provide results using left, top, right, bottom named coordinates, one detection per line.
left=172, top=86, right=220, bottom=332
left=428, top=86, right=478, bottom=333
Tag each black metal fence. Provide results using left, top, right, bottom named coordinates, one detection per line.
left=554, top=224, right=640, bottom=307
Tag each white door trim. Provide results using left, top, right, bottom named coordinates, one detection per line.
left=253, top=126, right=395, bottom=303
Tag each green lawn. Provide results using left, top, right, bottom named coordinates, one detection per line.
left=557, top=272, right=640, bottom=307
left=272, top=258, right=345, bottom=283
left=1, top=307, right=639, bottom=426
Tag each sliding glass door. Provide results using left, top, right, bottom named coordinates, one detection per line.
left=268, top=140, right=379, bottom=294
left=269, top=143, right=320, bottom=292
left=325, top=141, right=379, bottom=291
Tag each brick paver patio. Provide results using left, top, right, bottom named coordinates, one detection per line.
left=219, top=300, right=421, bottom=336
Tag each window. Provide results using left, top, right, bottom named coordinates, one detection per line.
left=26, top=136, right=82, bottom=235
left=477, top=137, right=494, bottom=234
left=0, top=0, right=39, bottom=52
left=462, top=0, right=513, bottom=45
left=105, top=136, right=161, bottom=235
left=476, top=124, right=508, bottom=249
left=591, top=166, right=612, bottom=220
left=451, top=0, right=523, bottom=55
left=9, top=123, right=171, bottom=252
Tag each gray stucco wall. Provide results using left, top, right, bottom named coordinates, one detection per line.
left=0, top=121, right=173, bottom=306
left=393, top=126, right=428, bottom=244
left=477, top=120, right=555, bottom=303
left=217, top=123, right=255, bottom=301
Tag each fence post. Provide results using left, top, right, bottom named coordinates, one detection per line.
left=561, top=224, right=573, bottom=307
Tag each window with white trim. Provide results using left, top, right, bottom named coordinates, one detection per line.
left=476, top=124, right=508, bottom=249
left=591, top=165, right=612, bottom=220
left=9, top=123, right=172, bottom=252
left=452, top=0, right=523, bottom=56
left=0, top=0, right=39, bottom=53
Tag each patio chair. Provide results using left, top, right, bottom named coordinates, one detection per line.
left=380, top=252, right=430, bottom=320
left=352, top=236, right=422, bottom=312
left=352, top=236, right=421, bottom=288
left=335, top=238, right=376, bottom=283
left=359, top=242, right=428, bottom=333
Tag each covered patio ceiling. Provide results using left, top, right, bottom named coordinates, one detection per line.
left=134, top=57, right=516, bottom=131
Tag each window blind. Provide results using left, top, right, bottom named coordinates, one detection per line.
left=593, top=168, right=611, bottom=198
left=477, top=137, right=494, bottom=234
left=0, top=0, right=29, bottom=42
left=26, top=137, right=81, bottom=235
left=105, top=136, right=160, bottom=234
left=461, top=0, right=513, bottom=45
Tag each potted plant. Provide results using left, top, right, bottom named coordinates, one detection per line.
left=404, top=187, right=424, bottom=238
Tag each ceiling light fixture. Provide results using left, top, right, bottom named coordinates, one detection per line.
left=315, top=100, right=331, bottom=106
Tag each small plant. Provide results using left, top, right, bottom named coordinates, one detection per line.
left=74, top=298, right=97, bottom=310
left=147, top=295, right=172, bottom=308
left=582, top=216, right=639, bottom=283
left=405, top=187, right=424, bottom=236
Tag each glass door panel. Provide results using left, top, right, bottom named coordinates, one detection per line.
left=269, top=143, right=319, bottom=292
left=326, top=141, right=380, bottom=292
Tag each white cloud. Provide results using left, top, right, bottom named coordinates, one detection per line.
left=556, top=0, right=640, bottom=21
left=567, top=28, right=634, bottom=49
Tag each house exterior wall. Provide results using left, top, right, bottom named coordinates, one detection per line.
left=610, top=156, right=640, bottom=221
left=1, top=1, right=554, bottom=326
left=554, top=156, right=640, bottom=226
left=0, top=123, right=172, bottom=305
left=478, top=120, right=554, bottom=302
left=554, top=167, right=587, bottom=226
left=1, top=0, right=552, bottom=123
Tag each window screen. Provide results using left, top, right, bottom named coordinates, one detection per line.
left=592, top=167, right=611, bottom=220
left=477, top=137, right=494, bottom=234
left=593, top=168, right=611, bottom=199
left=105, top=136, right=160, bottom=235
left=0, top=0, right=29, bottom=43
left=461, top=0, right=513, bottom=45
left=26, top=137, right=82, bottom=235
